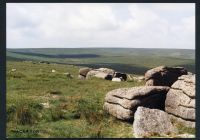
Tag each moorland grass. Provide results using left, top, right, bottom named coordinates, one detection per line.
left=7, top=61, right=142, bottom=138
left=6, top=61, right=195, bottom=138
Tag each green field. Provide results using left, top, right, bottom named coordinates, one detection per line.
left=7, top=48, right=195, bottom=74
left=6, top=48, right=195, bottom=138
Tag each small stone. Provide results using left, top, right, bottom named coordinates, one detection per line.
left=40, top=102, right=50, bottom=109
left=11, top=69, right=16, bottom=72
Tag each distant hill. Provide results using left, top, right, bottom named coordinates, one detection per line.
left=7, top=48, right=195, bottom=74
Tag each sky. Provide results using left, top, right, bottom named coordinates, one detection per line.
left=7, top=3, right=195, bottom=49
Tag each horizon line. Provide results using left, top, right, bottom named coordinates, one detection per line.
left=6, top=47, right=195, bottom=50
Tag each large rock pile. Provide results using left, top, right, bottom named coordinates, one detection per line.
left=165, top=74, right=195, bottom=128
left=145, top=66, right=187, bottom=86
left=103, top=65, right=195, bottom=137
left=133, top=107, right=178, bottom=138
left=78, top=67, right=127, bottom=81
left=86, top=68, right=115, bottom=80
left=103, top=86, right=169, bottom=120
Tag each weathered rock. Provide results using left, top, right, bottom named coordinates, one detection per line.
left=94, top=72, right=109, bottom=79
left=86, top=68, right=115, bottom=80
left=145, top=66, right=187, bottom=86
left=112, top=77, right=122, bottom=82
left=79, top=67, right=92, bottom=77
left=104, top=102, right=133, bottom=120
left=78, top=74, right=86, bottom=80
left=40, top=102, right=50, bottom=109
left=171, top=75, right=195, bottom=98
left=98, top=68, right=115, bottom=75
left=133, top=107, right=178, bottom=138
left=11, top=69, right=16, bottom=72
left=104, top=86, right=169, bottom=120
left=86, top=70, right=99, bottom=79
left=165, top=74, right=195, bottom=128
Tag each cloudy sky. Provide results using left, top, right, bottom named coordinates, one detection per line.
left=7, top=3, right=195, bottom=49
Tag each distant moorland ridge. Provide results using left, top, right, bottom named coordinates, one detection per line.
left=6, top=48, right=195, bottom=74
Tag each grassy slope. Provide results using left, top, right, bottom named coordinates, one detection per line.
left=7, top=61, right=144, bottom=138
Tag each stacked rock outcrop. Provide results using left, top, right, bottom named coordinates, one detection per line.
left=86, top=68, right=115, bottom=80
left=145, top=66, right=187, bottom=86
left=165, top=74, right=195, bottom=128
left=103, top=86, right=169, bottom=120
left=78, top=67, right=127, bottom=81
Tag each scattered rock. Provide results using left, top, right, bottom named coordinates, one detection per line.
left=165, top=74, right=195, bottom=128
left=133, top=107, right=178, bottom=138
left=94, top=72, right=110, bottom=79
left=79, top=67, right=93, bottom=77
left=98, top=68, right=115, bottom=75
left=112, top=77, right=122, bottom=82
left=86, top=68, right=115, bottom=80
left=86, top=70, right=99, bottom=79
left=40, top=102, right=50, bottom=109
left=11, top=69, right=16, bottom=72
left=145, top=66, right=187, bottom=86
left=79, top=67, right=130, bottom=81
left=104, top=86, right=169, bottom=120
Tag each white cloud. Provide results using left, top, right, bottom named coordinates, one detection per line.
left=148, top=3, right=195, bottom=12
left=7, top=3, right=195, bottom=49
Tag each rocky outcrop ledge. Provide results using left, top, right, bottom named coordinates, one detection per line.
left=103, top=86, right=169, bottom=121
left=165, top=74, right=195, bottom=128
